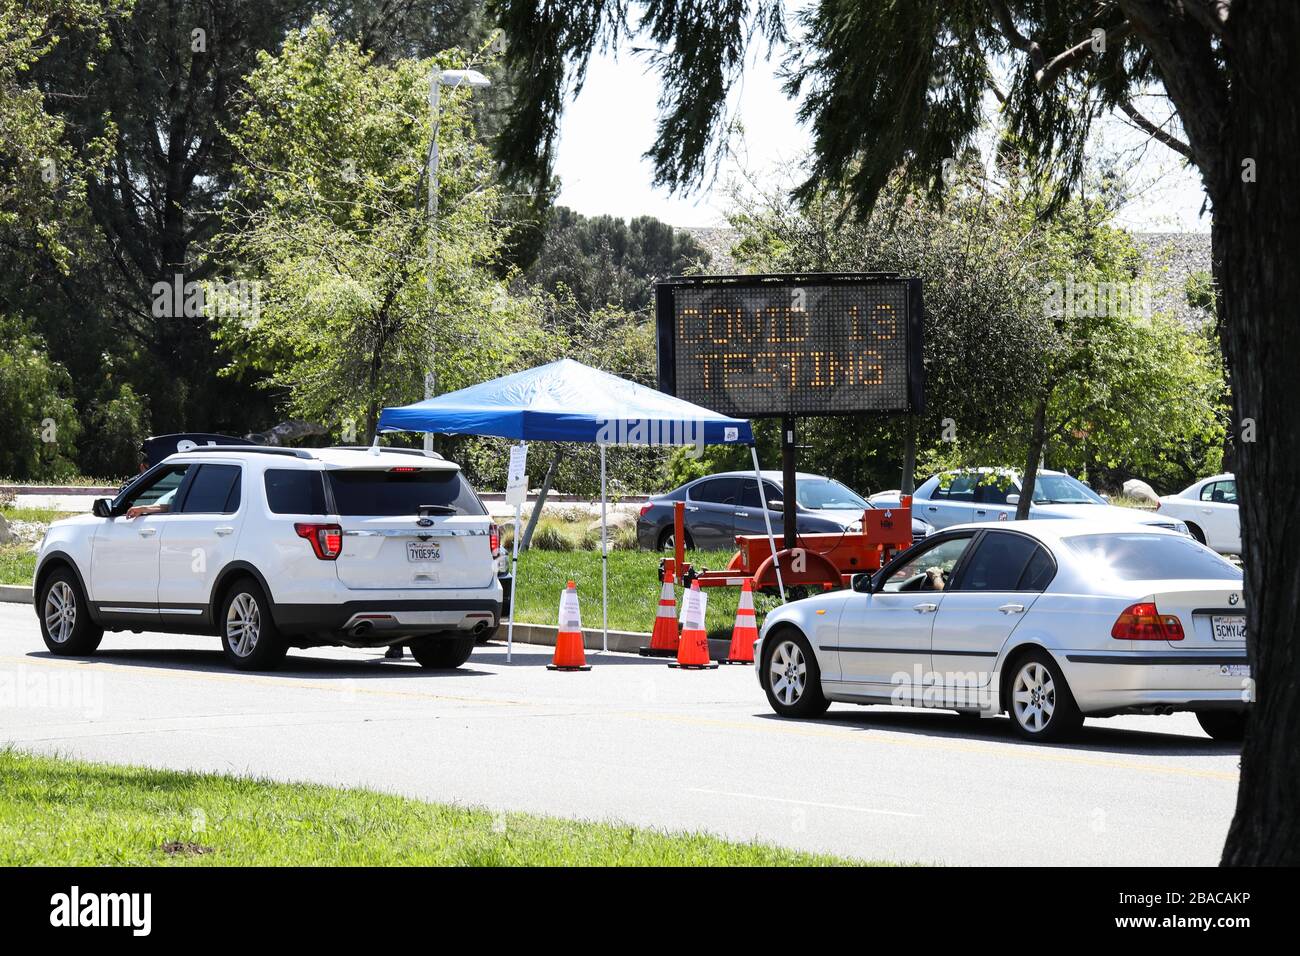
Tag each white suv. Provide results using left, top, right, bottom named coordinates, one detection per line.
left=33, top=446, right=503, bottom=670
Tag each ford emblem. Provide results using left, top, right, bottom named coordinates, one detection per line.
left=417, top=517, right=434, bottom=527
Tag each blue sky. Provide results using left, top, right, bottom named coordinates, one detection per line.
left=552, top=43, right=1211, bottom=234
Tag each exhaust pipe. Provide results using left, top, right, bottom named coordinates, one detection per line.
left=348, top=621, right=373, bottom=639
left=473, top=620, right=489, bottom=634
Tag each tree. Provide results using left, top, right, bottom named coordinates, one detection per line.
left=524, top=206, right=709, bottom=314
left=215, top=18, right=543, bottom=438
left=489, top=0, right=1300, bottom=862
left=0, top=315, right=81, bottom=480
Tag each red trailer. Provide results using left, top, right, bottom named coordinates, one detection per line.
left=660, top=497, right=916, bottom=596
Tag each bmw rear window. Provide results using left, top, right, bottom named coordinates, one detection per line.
left=326, top=469, right=485, bottom=517
left=1064, top=533, right=1242, bottom=581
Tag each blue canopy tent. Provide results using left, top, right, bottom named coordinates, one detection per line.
left=377, top=359, right=785, bottom=657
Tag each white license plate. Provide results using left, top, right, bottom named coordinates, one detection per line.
left=1211, top=615, right=1246, bottom=641
left=406, top=541, right=442, bottom=563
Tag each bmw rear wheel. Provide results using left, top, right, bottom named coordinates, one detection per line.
left=762, top=629, right=829, bottom=718
left=1006, top=650, right=1082, bottom=742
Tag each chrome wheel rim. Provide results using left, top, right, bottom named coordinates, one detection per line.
left=1012, top=661, right=1056, bottom=733
left=226, top=593, right=261, bottom=657
left=44, top=581, right=76, bottom=643
left=769, top=640, right=807, bottom=706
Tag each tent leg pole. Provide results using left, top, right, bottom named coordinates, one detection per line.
left=600, top=444, right=609, bottom=653
left=752, top=446, right=786, bottom=603
left=506, top=500, right=521, bottom=663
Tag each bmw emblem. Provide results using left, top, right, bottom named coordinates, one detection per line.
left=1229, top=592, right=1240, bottom=605
left=417, top=517, right=434, bottom=527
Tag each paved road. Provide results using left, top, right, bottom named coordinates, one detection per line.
left=0, top=601, right=1240, bottom=865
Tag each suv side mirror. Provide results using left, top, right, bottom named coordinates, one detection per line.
left=92, top=498, right=113, bottom=519
left=851, top=571, right=876, bottom=593
left=1005, top=494, right=1020, bottom=506
left=769, top=499, right=784, bottom=512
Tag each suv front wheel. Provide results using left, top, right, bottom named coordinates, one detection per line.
left=219, top=578, right=288, bottom=671
left=38, top=568, right=103, bottom=656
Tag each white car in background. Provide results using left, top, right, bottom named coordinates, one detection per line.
left=871, top=468, right=1190, bottom=536
left=1156, top=473, right=1240, bottom=555
left=755, top=521, right=1249, bottom=742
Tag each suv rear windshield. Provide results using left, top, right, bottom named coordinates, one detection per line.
left=1064, top=532, right=1242, bottom=581
left=327, top=469, right=485, bottom=517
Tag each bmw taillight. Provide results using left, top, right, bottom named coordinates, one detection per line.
left=489, top=522, right=501, bottom=558
left=1111, top=602, right=1184, bottom=640
left=295, top=522, right=343, bottom=560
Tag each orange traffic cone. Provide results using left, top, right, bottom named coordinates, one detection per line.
left=722, top=579, right=759, bottom=664
left=547, top=580, right=591, bottom=671
left=669, top=581, right=718, bottom=670
left=638, top=566, right=679, bottom=657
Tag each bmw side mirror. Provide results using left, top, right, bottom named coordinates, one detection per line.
left=92, top=498, right=113, bottom=519
left=852, top=571, right=875, bottom=594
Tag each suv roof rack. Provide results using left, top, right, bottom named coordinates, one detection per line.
left=183, top=445, right=314, bottom=459
left=328, top=446, right=445, bottom=460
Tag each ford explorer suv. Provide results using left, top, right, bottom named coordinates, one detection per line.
left=33, top=446, right=503, bottom=671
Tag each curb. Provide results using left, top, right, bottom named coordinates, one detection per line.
left=0, top=590, right=740, bottom=660
left=0, top=585, right=34, bottom=605
left=502, top=621, right=735, bottom=660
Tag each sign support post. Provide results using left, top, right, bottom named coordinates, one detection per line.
left=504, top=441, right=528, bottom=663
left=781, top=415, right=797, bottom=550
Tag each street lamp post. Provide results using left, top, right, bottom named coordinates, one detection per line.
left=425, top=68, right=490, bottom=453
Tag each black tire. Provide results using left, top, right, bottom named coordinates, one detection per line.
left=658, top=527, right=694, bottom=552
left=1197, top=710, right=1247, bottom=742
left=1003, top=649, right=1083, bottom=742
left=1186, top=522, right=1207, bottom=545
left=761, top=627, right=830, bottom=718
left=410, top=634, right=475, bottom=669
left=37, top=567, right=103, bottom=656
left=218, top=577, right=288, bottom=671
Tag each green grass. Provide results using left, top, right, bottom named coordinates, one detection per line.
left=0, top=750, right=863, bottom=866
left=511, top=548, right=773, bottom=637
left=2, top=506, right=75, bottom=524
left=0, top=543, right=36, bottom=587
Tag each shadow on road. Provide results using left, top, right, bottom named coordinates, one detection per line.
left=757, top=707, right=1240, bottom=758
left=25, top=647, right=497, bottom=680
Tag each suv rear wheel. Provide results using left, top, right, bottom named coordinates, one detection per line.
left=38, top=568, right=103, bottom=656
left=409, top=634, right=475, bottom=669
left=219, top=578, right=288, bottom=671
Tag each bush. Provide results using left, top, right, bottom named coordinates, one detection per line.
left=530, top=522, right=577, bottom=552
left=78, top=383, right=151, bottom=480
left=0, top=315, right=81, bottom=481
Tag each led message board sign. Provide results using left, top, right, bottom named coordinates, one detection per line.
left=655, top=274, right=924, bottom=418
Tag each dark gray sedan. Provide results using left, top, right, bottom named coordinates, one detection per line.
left=635, top=471, right=934, bottom=551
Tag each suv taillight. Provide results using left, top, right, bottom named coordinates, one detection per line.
left=489, top=522, right=501, bottom=558
left=1111, top=602, right=1184, bottom=640
left=639, top=503, right=652, bottom=518
left=295, top=522, right=343, bottom=560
